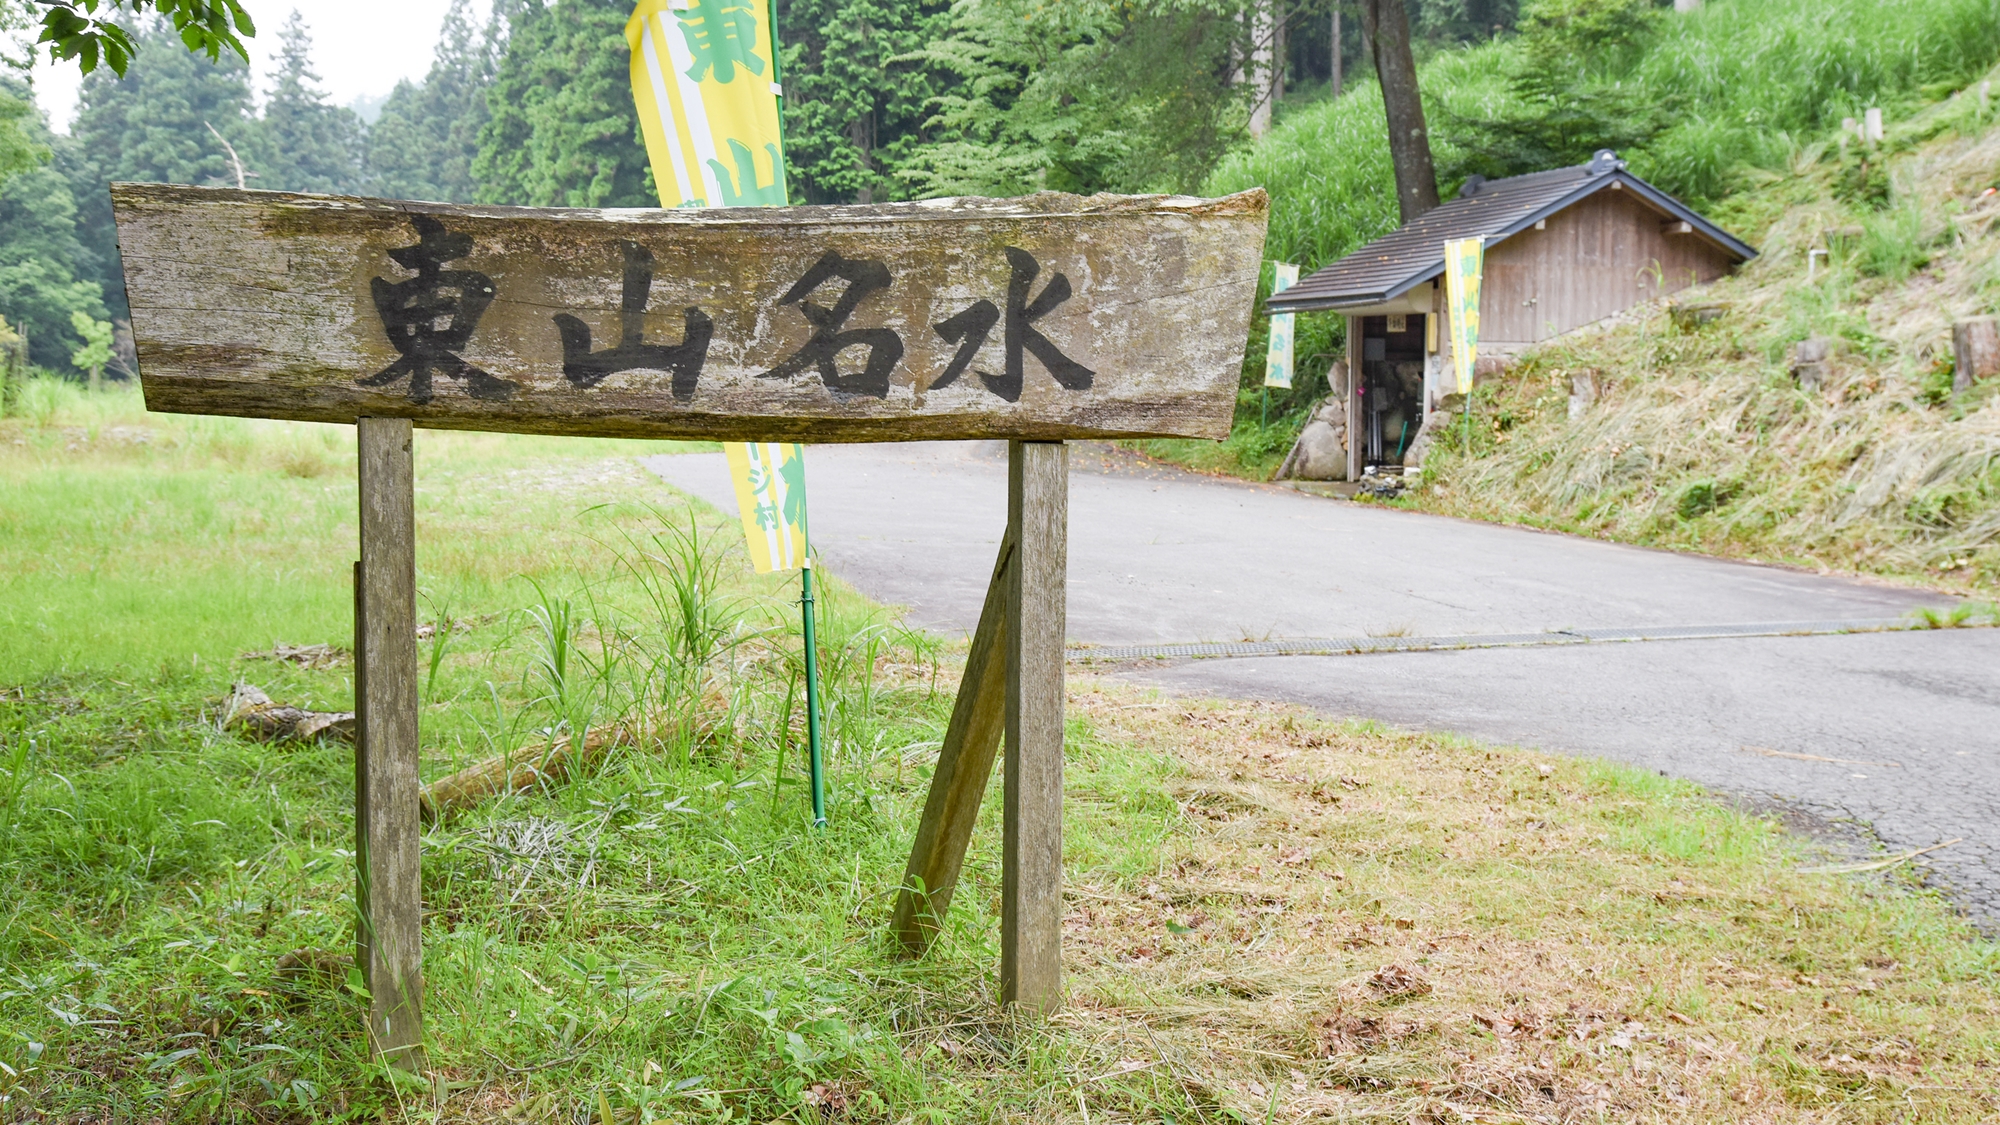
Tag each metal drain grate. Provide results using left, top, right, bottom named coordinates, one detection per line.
left=1068, top=617, right=1969, bottom=663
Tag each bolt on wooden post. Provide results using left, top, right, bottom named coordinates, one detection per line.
left=112, top=182, right=1266, bottom=1041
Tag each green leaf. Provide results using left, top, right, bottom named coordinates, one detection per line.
left=343, top=965, right=371, bottom=1002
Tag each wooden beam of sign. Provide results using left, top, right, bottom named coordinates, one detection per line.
left=112, top=184, right=1268, bottom=443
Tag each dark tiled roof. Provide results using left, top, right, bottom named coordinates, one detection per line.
left=1266, top=154, right=1756, bottom=313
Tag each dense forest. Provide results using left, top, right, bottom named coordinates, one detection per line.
left=2, top=0, right=1992, bottom=386
left=0, top=0, right=1514, bottom=377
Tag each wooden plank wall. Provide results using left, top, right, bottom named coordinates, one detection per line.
left=1479, top=190, right=1737, bottom=350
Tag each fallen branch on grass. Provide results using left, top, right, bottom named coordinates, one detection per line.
left=1801, top=838, right=1963, bottom=875
left=238, top=642, right=349, bottom=669
left=1743, top=745, right=1901, bottom=768
left=224, top=683, right=354, bottom=744
left=419, top=725, right=631, bottom=825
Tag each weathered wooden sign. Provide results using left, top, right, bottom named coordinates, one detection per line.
left=112, top=184, right=1267, bottom=441
left=111, top=183, right=1268, bottom=1064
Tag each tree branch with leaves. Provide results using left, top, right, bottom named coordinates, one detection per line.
left=69, top=310, right=113, bottom=391
left=29, top=0, right=256, bottom=76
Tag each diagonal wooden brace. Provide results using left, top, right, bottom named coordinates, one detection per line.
left=890, top=531, right=1015, bottom=953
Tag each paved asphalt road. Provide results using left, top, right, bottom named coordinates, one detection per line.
left=645, top=441, right=2000, bottom=930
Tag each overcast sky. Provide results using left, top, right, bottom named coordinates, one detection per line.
left=28, top=0, right=466, bottom=134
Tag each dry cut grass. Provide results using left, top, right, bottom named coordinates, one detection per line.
left=1034, top=684, right=2000, bottom=1124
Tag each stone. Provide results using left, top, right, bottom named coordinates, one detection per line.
left=1403, top=409, right=1453, bottom=469
left=1568, top=369, right=1600, bottom=420
left=1276, top=395, right=1349, bottom=480
left=1669, top=302, right=1727, bottom=332
left=1357, top=471, right=1406, bottom=499
left=1953, top=317, right=1999, bottom=393
left=1792, top=336, right=1831, bottom=390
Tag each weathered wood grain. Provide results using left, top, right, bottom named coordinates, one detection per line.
left=113, top=184, right=1268, bottom=442
left=891, top=532, right=1014, bottom=954
left=1478, top=191, right=1734, bottom=352
left=1954, top=317, right=2000, bottom=393
left=354, top=418, right=425, bottom=1069
left=1001, top=440, right=1066, bottom=1014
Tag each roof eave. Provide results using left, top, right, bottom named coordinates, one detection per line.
left=1265, top=167, right=1757, bottom=313
left=1486, top=172, right=1758, bottom=261
left=1616, top=174, right=1758, bottom=260
left=1267, top=263, right=1444, bottom=314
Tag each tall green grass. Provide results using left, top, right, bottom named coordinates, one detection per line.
left=1634, top=0, right=2000, bottom=202
left=0, top=389, right=711, bottom=679
left=7, top=392, right=1998, bottom=1122
left=1208, top=48, right=1515, bottom=270
left=0, top=404, right=1193, bottom=1121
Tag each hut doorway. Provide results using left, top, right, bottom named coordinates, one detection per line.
left=1357, top=313, right=1427, bottom=472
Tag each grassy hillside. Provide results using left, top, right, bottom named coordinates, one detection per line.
left=1406, top=75, right=2000, bottom=597
left=1158, top=0, right=2000, bottom=482
left=1212, top=0, right=2000, bottom=272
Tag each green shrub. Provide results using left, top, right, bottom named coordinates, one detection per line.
left=1440, top=0, right=1668, bottom=184
left=14, top=371, right=79, bottom=428
left=1919, top=354, right=1957, bottom=407
left=1676, top=477, right=1741, bottom=520
left=1205, top=48, right=1517, bottom=269
left=1859, top=198, right=1944, bottom=280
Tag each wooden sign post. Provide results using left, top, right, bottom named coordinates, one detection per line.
left=114, top=183, right=1266, bottom=1056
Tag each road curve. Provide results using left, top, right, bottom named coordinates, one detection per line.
left=645, top=441, right=2000, bottom=930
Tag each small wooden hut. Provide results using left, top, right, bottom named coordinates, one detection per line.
left=1269, top=150, right=1755, bottom=479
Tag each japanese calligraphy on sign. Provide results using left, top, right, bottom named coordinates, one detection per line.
left=110, top=183, right=1268, bottom=442
left=628, top=0, right=786, bottom=209
left=361, top=215, right=518, bottom=404
left=674, top=0, right=765, bottom=83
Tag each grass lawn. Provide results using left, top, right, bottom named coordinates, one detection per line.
left=3, top=385, right=1997, bottom=1123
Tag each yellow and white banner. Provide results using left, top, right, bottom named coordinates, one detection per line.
left=1263, top=261, right=1299, bottom=389
left=627, top=0, right=788, bottom=208
left=724, top=441, right=809, bottom=572
left=1442, top=237, right=1483, bottom=395
left=629, top=0, right=806, bottom=569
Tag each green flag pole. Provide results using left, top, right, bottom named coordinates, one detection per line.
left=1464, top=384, right=1472, bottom=457
left=800, top=557, right=827, bottom=829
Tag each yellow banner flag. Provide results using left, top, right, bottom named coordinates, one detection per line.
left=1263, top=262, right=1299, bottom=389
left=1443, top=237, right=1483, bottom=395
left=629, top=0, right=805, bottom=569
left=627, top=0, right=788, bottom=208
left=724, top=441, right=809, bottom=572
